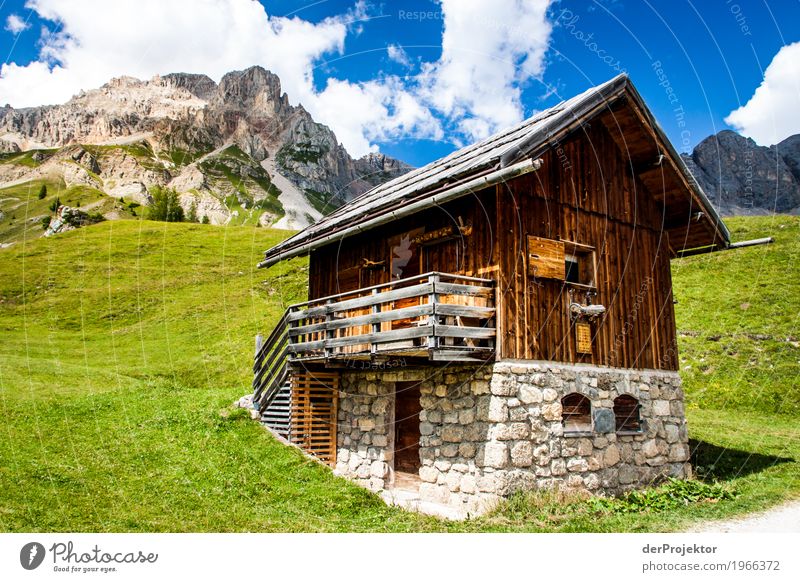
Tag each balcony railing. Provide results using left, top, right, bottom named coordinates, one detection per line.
left=285, top=272, right=496, bottom=363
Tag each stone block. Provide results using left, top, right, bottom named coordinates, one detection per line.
left=551, top=458, right=567, bottom=476
left=445, top=472, right=461, bottom=492
left=434, top=459, right=452, bottom=472
left=490, top=377, right=516, bottom=396
left=653, top=400, right=671, bottom=416
left=459, top=442, right=476, bottom=458
left=618, top=465, right=637, bottom=485
left=577, top=438, right=593, bottom=456
left=593, top=408, right=616, bottom=433
left=604, top=444, right=620, bottom=467
left=669, top=443, right=689, bottom=462
left=370, top=460, right=388, bottom=478
left=567, top=457, right=589, bottom=472
left=482, top=441, right=509, bottom=469
left=510, top=441, right=533, bottom=467
left=519, top=384, right=543, bottom=404
left=419, top=465, right=438, bottom=483
left=441, top=425, right=464, bottom=442
left=487, top=396, right=509, bottom=422
left=542, top=388, right=558, bottom=402
left=642, top=439, right=660, bottom=458
left=541, top=402, right=562, bottom=421
left=460, top=474, right=477, bottom=494
left=420, top=422, right=434, bottom=436
left=441, top=444, right=459, bottom=457
left=358, top=418, right=375, bottom=431
left=492, top=422, right=529, bottom=441
left=459, top=408, right=476, bottom=424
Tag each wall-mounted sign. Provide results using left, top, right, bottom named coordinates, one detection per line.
left=576, top=322, right=592, bottom=354
left=410, top=224, right=472, bottom=246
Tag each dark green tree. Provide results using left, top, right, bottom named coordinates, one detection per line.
left=201, top=215, right=210, bottom=224
left=48, top=197, right=60, bottom=212
left=187, top=201, right=198, bottom=223
left=37, top=184, right=47, bottom=199
left=147, top=186, right=185, bottom=222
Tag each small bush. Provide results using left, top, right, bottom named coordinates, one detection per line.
left=201, top=215, right=210, bottom=224
left=586, top=478, right=735, bottom=514
left=41, top=216, right=51, bottom=229
left=48, top=197, right=60, bottom=212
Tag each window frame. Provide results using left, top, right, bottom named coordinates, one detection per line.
left=563, top=241, right=597, bottom=289
left=561, top=392, right=593, bottom=436
left=613, top=395, right=643, bottom=434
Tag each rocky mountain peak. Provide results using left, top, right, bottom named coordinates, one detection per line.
left=160, top=73, right=218, bottom=101
left=0, top=66, right=413, bottom=234
left=682, top=130, right=800, bottom=215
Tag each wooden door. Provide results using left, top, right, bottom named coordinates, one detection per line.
left=394, top=381, right=421, bottom=473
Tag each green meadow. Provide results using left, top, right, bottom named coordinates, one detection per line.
left=0, top=216, right=797, bottom=531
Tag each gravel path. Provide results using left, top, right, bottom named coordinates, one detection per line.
left=689, top=500, right=800, bottom=532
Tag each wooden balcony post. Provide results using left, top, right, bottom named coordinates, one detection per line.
left=371, top=288, right=379, bottom=356
left=428, top=273, right=440, bottom=350
left=324, top=299, right=333, bottom=359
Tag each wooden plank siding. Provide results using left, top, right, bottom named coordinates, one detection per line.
left=308, top=114, right=678, bottom=371
left=494, top=118, right=678, bottom=369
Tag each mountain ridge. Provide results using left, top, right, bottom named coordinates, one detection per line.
left=0, top=66, right=412, bottom=230
left=681, top=129, right=800, bottom=216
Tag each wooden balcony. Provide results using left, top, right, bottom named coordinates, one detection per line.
left=286, top=272, right=496, bottom=364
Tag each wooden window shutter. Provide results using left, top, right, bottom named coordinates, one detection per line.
left=527, top=236, right=565, bottom=279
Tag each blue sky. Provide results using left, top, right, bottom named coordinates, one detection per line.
left=1, top=1, right=799, bottom=166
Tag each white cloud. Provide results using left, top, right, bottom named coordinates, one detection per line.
left=387, top=44, right=411, bottom=67
left=417, top=0, right=553, bottom=140
left=315, top=77, right=444, bottom=154
left=5, top=13, right=30, bottom=34
left=0, top=0, right=555, bottom=157
left=725, top=42, right=800, bottom=146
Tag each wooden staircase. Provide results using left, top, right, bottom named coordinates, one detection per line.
left=253, top=311, right=339, bottom=464
left=253, top=312, right=291, bottom=437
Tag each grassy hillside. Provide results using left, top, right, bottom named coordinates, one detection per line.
left=0, top=216, right=797, bottom=532
left=0, top=178, right=135, bottom=245
left=673, top=215, right=800, bottom=415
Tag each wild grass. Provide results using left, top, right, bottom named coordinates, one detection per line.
left=0, top=216, right=796, bottom=531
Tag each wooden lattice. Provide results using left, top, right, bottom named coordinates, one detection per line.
left=290, top=370, right=339, bottom=465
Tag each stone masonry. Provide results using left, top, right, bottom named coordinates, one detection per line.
left=334, top=360, right=690, bottom=515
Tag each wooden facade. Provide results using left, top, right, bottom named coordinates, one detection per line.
left=306, top=110, right=680, bottom=371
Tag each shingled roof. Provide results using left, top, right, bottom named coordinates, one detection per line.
left=260, top=74, right=729, bottom=268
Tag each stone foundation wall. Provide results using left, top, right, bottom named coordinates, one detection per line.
left=334, top=361, right=690, bottom=515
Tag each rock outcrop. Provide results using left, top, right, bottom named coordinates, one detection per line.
left=681, top=130, right=800, bottom=215
left=0, top=66, right=412, bottom=230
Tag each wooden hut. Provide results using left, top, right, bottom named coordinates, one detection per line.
left=252, top=74, right=730, bottom=514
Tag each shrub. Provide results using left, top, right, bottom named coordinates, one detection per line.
left=147, top=186, right=184, bottom=222
left=201, top=215, right=210, bottom=224
left=48, top=197, right=60, bottom=212
left=187, top=201, right=198, bottom=223
left=41, top=216, right=51, bottom=229
left=37, top=184, right=47, bottom=199
left=586, top=478, right=735, bottom=514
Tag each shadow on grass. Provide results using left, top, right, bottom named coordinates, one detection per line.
left=690, top=439, right=794, bottom=481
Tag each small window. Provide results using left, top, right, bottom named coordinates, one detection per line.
left=614, top=395, right=641, bottom=433
left=561, top=393, right=592, bottom=433
left=527, top=236, right=595, bottom=287
left=564, top=242, right=596, bottom=287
